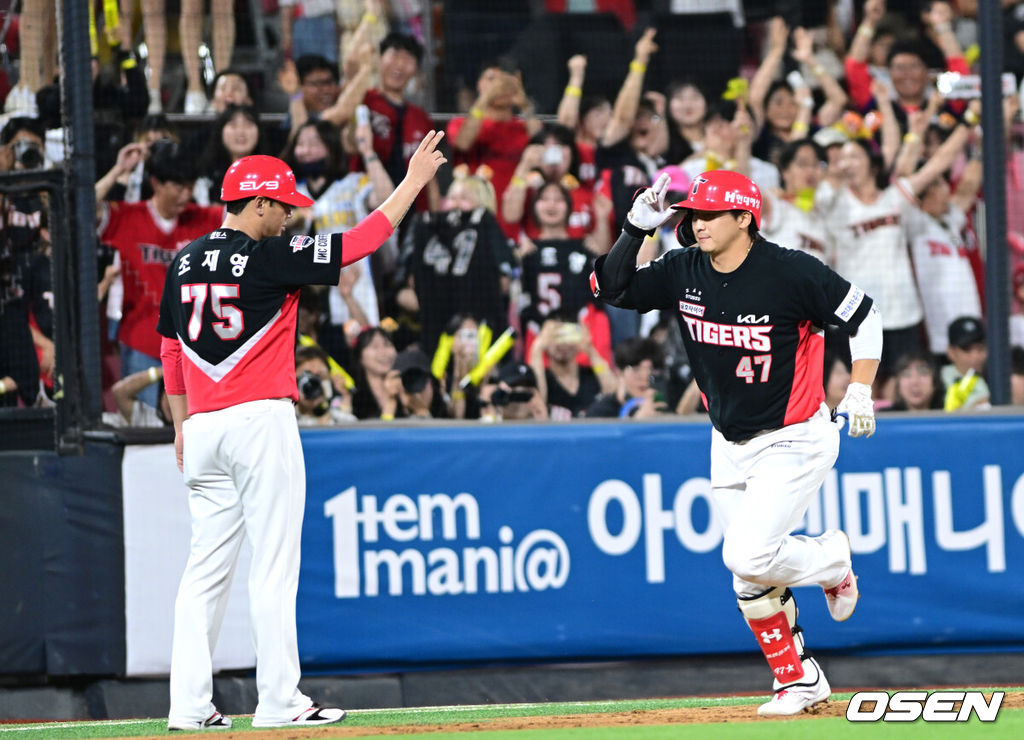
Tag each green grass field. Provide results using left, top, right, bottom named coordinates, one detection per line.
left=1, top=691, right=1020, bottom=739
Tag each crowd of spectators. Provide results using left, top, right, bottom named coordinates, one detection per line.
left=4, top=0, right=1024, bottom=423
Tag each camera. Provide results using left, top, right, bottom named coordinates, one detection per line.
left=297, top=370, right=327, bottom=402
left=490, top=387, right=534, bottom=406
left=12, top=139, right=45, bottom=170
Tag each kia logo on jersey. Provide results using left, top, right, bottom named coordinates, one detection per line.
left=239, top=180, right=281, bottom=191
left=737, top=314, right=770, bottom=324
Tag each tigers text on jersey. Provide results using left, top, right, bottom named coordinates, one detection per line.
left=156, top=228, right=344, bottom=415
left=819, top=178, right=922, bottom=330
left=604, top=239, right=873, bottom=441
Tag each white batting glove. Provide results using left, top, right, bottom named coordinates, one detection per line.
left=627, top=173, right=673, bottom=231
left=834, top=382, right=875, bottom=438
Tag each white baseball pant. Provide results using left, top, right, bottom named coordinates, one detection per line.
left=710, top=403, right=849, bottom=599
left=168, top=398, right=312, bottom=727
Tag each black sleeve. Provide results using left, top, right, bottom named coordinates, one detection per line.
left=593, top=219, right=676, bottom=313
left=789, top=250, right=874, bottom=333
left=258, top=232, right=345, bottom=287
left=156, top=261, right=180, bottom=339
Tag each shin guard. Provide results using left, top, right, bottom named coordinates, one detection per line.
left=738, top=586, right=806, bottom=684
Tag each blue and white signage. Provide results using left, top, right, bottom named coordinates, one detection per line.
left=295, top=417, right=1024, bottom=670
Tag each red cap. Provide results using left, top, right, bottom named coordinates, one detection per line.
left=220, top=155, right=314, bottom=207
left=670, top=170, right=762, bottom=228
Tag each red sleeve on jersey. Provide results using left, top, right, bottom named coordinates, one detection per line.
left=160, top=336, right=186, bottom=395
left=342, top=209, right=395, bottom=266
left=844, top=57, right=872, bottom=111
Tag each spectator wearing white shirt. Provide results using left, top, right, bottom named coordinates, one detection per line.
left=283, top=118, right=395, bottom=336
left=903, top=157, right=982, bottom=356
left=817, top=125, right=972, bottom=383
left=760, top=139, right=828, bottom=263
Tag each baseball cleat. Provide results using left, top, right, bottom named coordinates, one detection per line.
left=757, top=660, right=831, bottom=717
left=824, top=567, right=859, bottom=622
left=168, top=710, right=232, bottom=731
left=252, top=703, right=346, bottom=728
left=822, top=530, right=859, bottom=621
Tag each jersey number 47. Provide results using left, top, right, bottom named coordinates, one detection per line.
left=735, top=354, right=772, bottom=384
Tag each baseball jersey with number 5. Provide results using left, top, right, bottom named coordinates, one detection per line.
left=612, top=241, right=873, bottom=441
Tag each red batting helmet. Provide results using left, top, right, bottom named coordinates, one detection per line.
left=670, top=170, right=762, bottom=228
left=221, top=155, right=314, bottom=207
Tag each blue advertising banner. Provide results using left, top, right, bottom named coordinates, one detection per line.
left=296, top=416, right=1024, bottom=670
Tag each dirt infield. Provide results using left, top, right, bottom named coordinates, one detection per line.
left=128, top=691, right=1023, bottom=737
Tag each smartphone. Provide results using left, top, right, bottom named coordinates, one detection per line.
left=555, top=323, right=583, bottom=344
left=356, top=104, right=370, bottom=126
left=456, top=327, right=479, bottom=347
left=542, top=145, right=563, bottom=166
left=936, top=72, right=1017, bottom=99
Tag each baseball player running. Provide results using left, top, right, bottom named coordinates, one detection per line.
left=157, top=133, right=446, bottom=730
left=592, top=170, right=881, bottom=716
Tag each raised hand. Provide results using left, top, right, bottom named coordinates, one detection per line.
left=864, top=0, right=885, bottom=26
left=406, top=131, right=448, bottom=186
left=115, top=142, right=147, bottom=175
left=924, top=1, right=953, bottom=31
left=634, top=28, right=658, bottom=66
left=791, top=26, right=814, bottom=64
left=768, top=16, right=789, bottom=54
left=732, top=102, right=754, bottom=142
left=627, top=172, right=672, bottom=231
left=567, top=54, right=587, bottom=78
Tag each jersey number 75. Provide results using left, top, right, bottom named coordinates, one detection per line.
left=181, top=283, right=244, bottom=341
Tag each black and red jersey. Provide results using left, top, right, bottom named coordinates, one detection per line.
left=101, top=201, right=224, bottom=357
left=402, top=207, right=514, bottom=354
left=520, top=237, right=596, bottom=328
left=156, top=227, right=344, bottom=415
left=599, top=238, right=873, bottom=441
left=364, top=89, right=435, bottom=212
